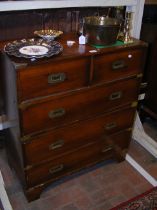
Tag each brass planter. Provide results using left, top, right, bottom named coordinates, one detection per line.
left=84, top=16, right=120, bottom=46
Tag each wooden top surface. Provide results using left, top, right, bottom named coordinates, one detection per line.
left=0, top=33, right=148, bottom=67
left=145, top=0, right=157, bottom=5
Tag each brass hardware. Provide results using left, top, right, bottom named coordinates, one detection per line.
left=19, top=102, right=32, bottom=110
left=131, top=101, right=138, bottom=108
left=140, top=82, right=147, bottom=89
left=13, top=62, right=28, bottom=70
left=102, top=146, right=112, bottom=153
left=27, top=183, right=45, bottom=191
left=48, top=108, right=65, bottom=119
left=112, top=60, right=126, bottom=70
left=26, top=175, right=29, bottom=183
left=105, top=122, right=117, bottom=130
left=49, top=164, right=64, bottom=174
left=48, top=73, right=66, bottom=84
left=109, top=91, right=122, bottom=100
left=49, top=139, right=64, bottom=150
left=126, top=127, right=132, bottom=131
left=136, top=73, right=143, bottom=78
left=20, top=135, right=31, bottom=142
left=25, top=165, right=33, bottom=170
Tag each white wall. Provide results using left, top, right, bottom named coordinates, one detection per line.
left=0, top=0, right=137, bottom=11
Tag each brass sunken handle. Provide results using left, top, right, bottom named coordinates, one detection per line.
left=49, top=164, right=64, bottom=174
left=102, top=146, right=113, bottom=153
left=48, top=108, right=65, bottom=119
left=48, top=73, right=66, bottom=84
left=49, top=139, right=64, bottom=150
left=109, top=91, right=122, bottom=100
left=105, top=122, right=117, bottom=130
left=112, top=60, right=126, bottom=70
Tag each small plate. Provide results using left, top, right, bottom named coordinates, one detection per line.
left=4, top=38, right=63, bottom=59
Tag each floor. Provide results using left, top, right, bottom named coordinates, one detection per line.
left=0, top=139, right=154, bottom=210
left=129, top=117, right=157, bottom=180
left=129, top=139, right=157, bottom=180
left=0, top=117, right=157, bottom=210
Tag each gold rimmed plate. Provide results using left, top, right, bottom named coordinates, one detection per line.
left=4, top=38, right=63, bottom=59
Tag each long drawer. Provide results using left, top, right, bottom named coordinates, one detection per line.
left=25, top=129, right=131, bottom=187
left=22, top=106, right=136, bottom=166
left=17, top=57, right=90, bottom=102
left=20, top=77, right=140, bottom=135
left=93, top=49, right=144, bottom=84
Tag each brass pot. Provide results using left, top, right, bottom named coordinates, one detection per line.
left=84, top=16, right=121, bottom=45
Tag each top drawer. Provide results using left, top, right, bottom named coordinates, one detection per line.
left=93, top=49, right=144, bottom=84
left=17, top=57, right=90, bottom=102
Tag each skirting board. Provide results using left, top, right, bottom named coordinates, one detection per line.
left=132, top=112, right=157, bottom=158
left=126, top=154, right=157, bottom=187
left=0, top=171, right=13, bottom=210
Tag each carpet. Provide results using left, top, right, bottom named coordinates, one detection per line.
left=110, top=187, right=157, bottom=210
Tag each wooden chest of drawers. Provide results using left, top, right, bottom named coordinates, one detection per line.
left=1, top=35, right=147, bottom=201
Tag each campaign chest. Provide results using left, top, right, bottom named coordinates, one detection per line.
left=1, top=36, right=147, bottom=201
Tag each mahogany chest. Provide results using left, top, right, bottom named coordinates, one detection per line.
left=1, top=35, right=147, bottom=201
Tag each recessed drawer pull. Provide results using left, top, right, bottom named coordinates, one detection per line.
left=112, top=60, right=126, bottom=70
left=49, top=164, right=64, bottom=174
left=109, top=91, right=122, bottom=100
left=102, top=146, right=112, bottom=153
left=48, top=108, right=65, bottom=119
left=49, top=139, right=64, bottom=150
left=48, top=73, right=66, bottom=84
left=105, top=122, right=117, bottom=130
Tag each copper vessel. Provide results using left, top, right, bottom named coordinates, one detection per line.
left=84, top=16, right=121, bottom=45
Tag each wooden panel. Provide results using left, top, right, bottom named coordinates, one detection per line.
left=145, top=0, right=157, bottom=5
left=25, top=129, right=131, bottom=187
left=17, top=57, right=90, bottom=101
left=0, top=11, right=43, bottom=41
left=93, top=49, right=144, bottom=84
left=20, top=77, right=140, bottom=135
left=22, top=106, right=136, bottom=165
left=0, top=8, right=109, bottom=41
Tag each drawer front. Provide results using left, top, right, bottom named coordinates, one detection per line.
left=20, top=78, right=139, bottom=135
left=23, top=107, right=136, bottom=165
left=93, top=49, right=144, bottom=84
left=25, top=129, right=131, bottom=187
left=17, top=57, right=90, bottom=101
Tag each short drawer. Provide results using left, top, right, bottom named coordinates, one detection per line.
left=25, top=129, right=131, bottom=187
left=17, top=57, right=90, bottom=101
left=93, top=49, right=144, bottom=84
left=20, top=77, right=140, bottom=135
left=22, top=106, right=136, bottom=165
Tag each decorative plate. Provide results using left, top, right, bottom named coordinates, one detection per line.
left=4, top=38, right=63, bottom=59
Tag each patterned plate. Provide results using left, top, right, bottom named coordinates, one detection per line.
left=4, top=38, right=63, bottom=59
